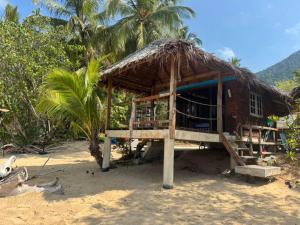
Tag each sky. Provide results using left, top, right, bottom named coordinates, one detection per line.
left=1, top=0, right=300, bottom=73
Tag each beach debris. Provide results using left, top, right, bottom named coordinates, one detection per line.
left=0, top=155, right=63, bottom=197
left=0, top=156, right=16, bottom=178
left=285, top=180, right=300, bottom=189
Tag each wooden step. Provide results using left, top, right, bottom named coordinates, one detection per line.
left=240, top=156, right=258, bottom=160
left=240, top=156, right=258, bottom=164
left=253, top=151, right=273, bottom=156
left=236, top=147, right=250, bottom=151
left=220, top=133, right=245, bottom=166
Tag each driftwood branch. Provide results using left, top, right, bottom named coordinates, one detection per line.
left=0, top=155, right=63, bottom=197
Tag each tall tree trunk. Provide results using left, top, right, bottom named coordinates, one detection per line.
left=89, top=130, right=103, bottom=168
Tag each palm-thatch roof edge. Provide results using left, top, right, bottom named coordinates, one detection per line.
left=101, top=39, right=292, bottom=103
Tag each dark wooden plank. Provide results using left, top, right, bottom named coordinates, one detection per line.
left=217, top=74, right=223, bottom=133
left=134, top=93, right=170, bottom=103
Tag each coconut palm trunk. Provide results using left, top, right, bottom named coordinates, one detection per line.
left=89, top=129, right=103, bottom=167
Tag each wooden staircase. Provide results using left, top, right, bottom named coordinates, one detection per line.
left=221, top=133, right=281, bottom=178
left=220, top=133, right=246, bottom=166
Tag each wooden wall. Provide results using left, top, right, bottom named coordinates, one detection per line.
left=224, top=80, right=277, bottom=134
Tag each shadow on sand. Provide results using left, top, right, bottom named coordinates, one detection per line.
left=21, top=158, right=300, bottom=225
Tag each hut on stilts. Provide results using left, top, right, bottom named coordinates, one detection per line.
left=100, top=39, right=293, bottom=188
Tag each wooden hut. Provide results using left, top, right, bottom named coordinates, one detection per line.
left=100, top=39, right=292, bottom=188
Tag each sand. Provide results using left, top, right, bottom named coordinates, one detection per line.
left=0, top=141, right=299, bottom=225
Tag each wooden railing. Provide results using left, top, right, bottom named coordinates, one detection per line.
left=129, top=92, right=171, bottom=134
left=240, top=125, right=278, bottom=152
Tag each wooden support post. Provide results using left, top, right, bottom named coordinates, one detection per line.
left=209, top=86, right=213, bottom=131
left=217, top=74, right=223, bottom=134
left=105, top=78, right=112, bottom=130
left=169, top=59, right=177, bottom=139
left=102, top=137, right=111, bottom=172
left=163, top=137, right=175, bottom=189
left=258, top=129, right=262, bottom=157
left=273, top=131, right=276, bottom=143
left=163, top=58, right=177, bottom=189
left=249, top=125, right=253, bottom=155
left=129, top=99, right=136, bottom=139
left=240, top=126, right=243, bottom=139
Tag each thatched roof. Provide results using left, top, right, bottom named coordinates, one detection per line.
left=101, top=39, right=292, bottom=112
left=102, top=39, right=248, bottom=78
left=291, top=86, right=300, bottom=100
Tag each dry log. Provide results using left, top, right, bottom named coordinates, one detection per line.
left=0, top=167, right=28, bottom=197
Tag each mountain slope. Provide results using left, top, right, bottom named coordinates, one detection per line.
left=257, top=50, right=300, bottom=84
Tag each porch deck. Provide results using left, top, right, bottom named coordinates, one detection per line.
left=105, top=129, right=279, bottom=145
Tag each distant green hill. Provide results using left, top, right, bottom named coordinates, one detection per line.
left=257, top=50, right=300, bottom=84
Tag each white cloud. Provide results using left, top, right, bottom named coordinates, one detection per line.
left=285, top=22, right=300, bottom=36
left=0, top=0, right=9, bottom=9
left=217, top=47, right=236, bottom=60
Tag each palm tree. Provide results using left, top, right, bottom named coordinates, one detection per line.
left=36, top=59, right=105, bottom=167
left=230, top=57, right=241, bottom=67
left=33, top=0, right=104, bottom=62
left=177, top=26, right=201, bottom=46
left=4, top=4, right=20, bottom=24
left=104, top=0, right=195, bottom=56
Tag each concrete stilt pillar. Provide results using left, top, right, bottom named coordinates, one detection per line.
left=163, top=138, right=175, bottom=189
left=102, top=137, right=111, bottom=172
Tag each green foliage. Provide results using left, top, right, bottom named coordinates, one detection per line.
left=36, top=59, right=105, bottom=166
left=176, top=26, right=202, bottom=46
left=4, top=4, right=20, bottom=24
left=268, top=115, right=279, bottom=122
left=257, top=50, right=300, bottom=84
left=286, top=69, right=300, bottom=154
left=0, top=0, right=197, bottom=151
left=275, top=79, right=297, bottom=93
left=0, top=16, right=74, bottom=146
left=34, top=0, right=104, bottom=62
left=111, top=91, right=132, bottom=129
left=104, top=0, right=195, bottom=59
left=229, top=57, right=241, bottom=67
left=286, top=150, right=297, bottom=162
left=37, top=59, right=104, bottom=139
left=99, top=133, right=105, bottom=143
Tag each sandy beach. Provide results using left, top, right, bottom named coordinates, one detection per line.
left=0, top=141, right=299, bottom=225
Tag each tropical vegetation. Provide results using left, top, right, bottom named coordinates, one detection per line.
left=0, top=0, right=199, bottom=168
left=36, top=60, right=105, bottom=166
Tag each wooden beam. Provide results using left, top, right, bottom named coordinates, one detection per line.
left=133, top=120, right=170, bottom=126
left=155, top=70, right=220, bottom=90
left=217, top=74, right=223, bottom=133
left=242, top=125, right=278, bottom=131
left=175, top=130, right=220, bottom=142
left=115, top=79, right=152, bottom=92
left=105, top=78, right=112, bottom=130
left=169, top=59, right=177, bottom=139
left=106, top=129, right=169, bottom=139
left=134, top=92, right=170, bottom=103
